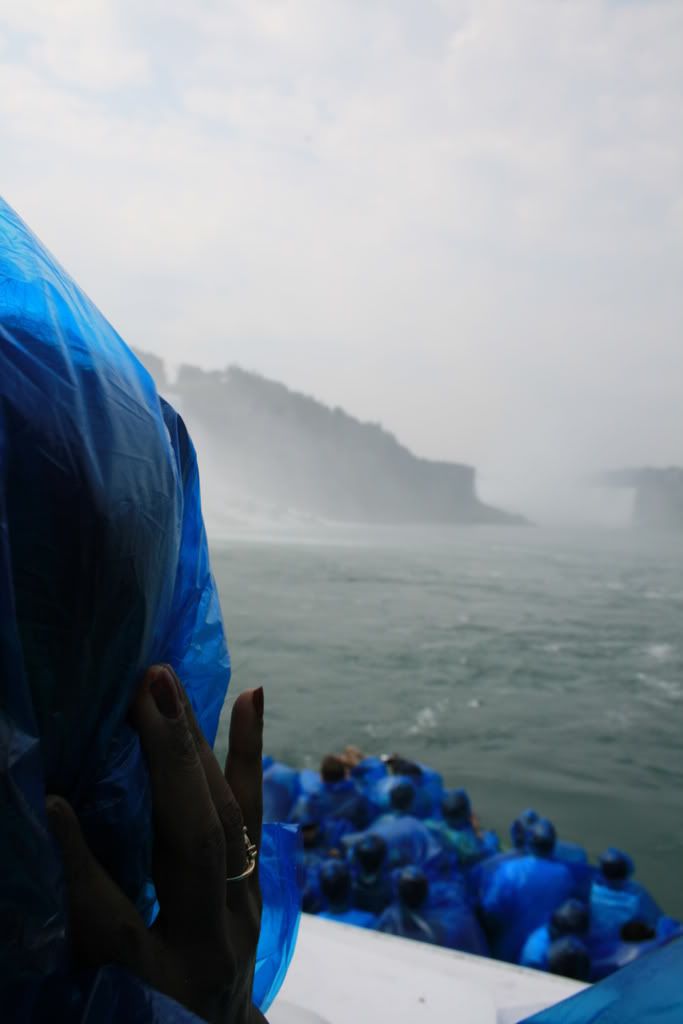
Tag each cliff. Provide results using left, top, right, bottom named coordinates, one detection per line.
left=602, top=467, right=683, bottom=531
left=135, top=350, right=524, bottom=527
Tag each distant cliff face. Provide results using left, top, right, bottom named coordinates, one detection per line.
left=602, top=468, right=683, bottom=531
left=134, top=350, right=524, bottom=527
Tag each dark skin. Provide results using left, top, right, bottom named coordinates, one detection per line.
left=46, top=664, right=266, bottom=1024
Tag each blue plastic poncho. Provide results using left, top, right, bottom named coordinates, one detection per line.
left=520, top=935, right=683, bottom=1023
left=425, top=819, right=487, bottom=870
left=376, top=897, right=487, bottom=955
left=426, top=895, right=489, bottom=956
left=346, top=815, right=443, bottom=873
left=290, top=778, right=369, bottom=841
left=350, top=874, right=393, bottom=916
left=367, top=766, right=442, bottom=820
left=0, top=198, right=299, bottom=1020
left=589, top=917, right=682, bottom=983
left=479, top=853, right=575, bottom=963
left=297, top=767, right=324, bottom=796
left=263, top=760, right=301, bottom=822
left=520, top=925, right=554, bottom=971
left=589, top=877, right=661, bottom=945
left=350, top=756, right=388, bottom=792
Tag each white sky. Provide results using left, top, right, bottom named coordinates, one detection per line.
left=1, top=0, right=681, bottom=518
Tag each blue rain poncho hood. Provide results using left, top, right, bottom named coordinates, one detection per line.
left=0, top=198, right=299, bottom=1021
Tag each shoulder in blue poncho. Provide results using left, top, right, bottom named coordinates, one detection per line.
left=0, top=197, right=299, bottom=1021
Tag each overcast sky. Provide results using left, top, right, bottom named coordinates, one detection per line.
left=1, top=0, right=681, bottom=518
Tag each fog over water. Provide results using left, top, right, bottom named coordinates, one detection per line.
left=2, top=1, right=682, bottom=525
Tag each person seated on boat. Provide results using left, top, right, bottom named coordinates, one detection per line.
left=589, top=916, right=683, bottom=982
left=513, top=808, right=589, bottom=862
left=547, top=936, right=592, bottom=982
left=478, top=818, right=576, bottom=963
left=344, top=796, right=443, bottom=875
left=377, top=867, right=488, bottom=955
left=385, top=755, right=443, bottom=818
left=382, top=778, right=419, bottom=819
left=531, top=923, right=683, bottom=1024
left=425, top=877, right=490, bottom=957
left=290, top=754, right=369, bottom=840
left=510, top=810, right=591, bottom=900
left=376, top=867, right=437, bottom=944
left=589, top=848, right=662, bottom=947
left=350, top=755, right=389, bottom=799
left=426, top=788, right=489, bottom=870
left=318, top=861, right=377, bottom=929
left=299, top=811, right=331, bottom=915
left=366, top=782, right=443, bottom=872
left=365, top=759, right=421, bottom=817
left=350, top=834, right=393, bottom=915
left=263, top=759, right=301, bottom=822
left=320, top=754, right=371, bottom=829
left=520, top=899, right=590, bottom=971
left=339, top=745, right=365, bottom=769
left=509, top=807, right=541, bottom=850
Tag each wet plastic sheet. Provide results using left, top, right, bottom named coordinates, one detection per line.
left=0, top=197, right=299, bottom=1019
left=519, top=935, right=683, bottom=1023
left=254, top=824, right=302, bottom=1012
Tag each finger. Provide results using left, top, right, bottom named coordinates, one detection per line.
left=162, top=666, right=248, bottom=882
left=46, top=795, right=155, bottom=975
left=129, top=666, right=225, bottom=933
left=225, top=688, right=264, bottom=861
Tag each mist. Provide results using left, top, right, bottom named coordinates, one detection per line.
left=2, top=1, right=681, bottom=530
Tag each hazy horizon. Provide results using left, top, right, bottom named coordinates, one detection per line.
left=2, top=1, right=681, bottom=525
left=149, top=351, right=638, bottom=529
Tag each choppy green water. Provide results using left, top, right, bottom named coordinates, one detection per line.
left=211, top=526, right=683, bottom=918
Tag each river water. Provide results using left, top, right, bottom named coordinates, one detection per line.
left=210, top=526, right=683, bottom=918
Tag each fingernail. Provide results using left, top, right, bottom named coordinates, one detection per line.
left=46, top=796, right=69, bottom=844
left=149, top=666, right=182, bottom=719
left=252, top=686, right=264, bottom=721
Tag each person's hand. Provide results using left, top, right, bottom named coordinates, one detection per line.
left=46, top=665, right=265, bottom=1024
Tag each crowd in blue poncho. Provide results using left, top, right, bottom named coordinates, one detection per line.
left=264, top=749, right=681, bottom=983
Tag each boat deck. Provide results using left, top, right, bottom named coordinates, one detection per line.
left=269, top=913, right=585, bottom=1024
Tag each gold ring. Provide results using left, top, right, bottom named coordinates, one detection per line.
left=226, top=826, right=258, bottom=883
